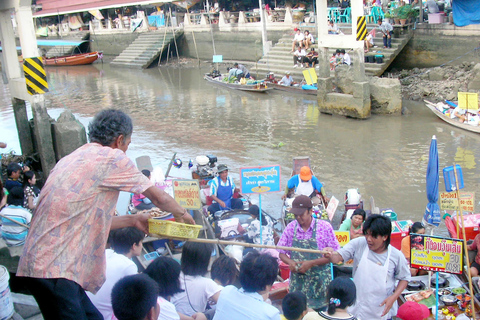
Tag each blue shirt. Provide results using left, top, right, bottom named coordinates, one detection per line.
left=208, top=176, right=236, bottom=198
left=213, top=285, right=280, bottom=320
left=286, top=174, right=323, bottom=193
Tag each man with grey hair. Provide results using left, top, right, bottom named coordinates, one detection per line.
left=17, top=109, right=194, bottom=320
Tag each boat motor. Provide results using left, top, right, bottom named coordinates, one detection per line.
left=206, top=155, right=218, bottom=167
left=266, top=72, right=275, bottom=81
left=345, top=189, right=361, bottom=205
left=195, top=155, right=215, bottom=179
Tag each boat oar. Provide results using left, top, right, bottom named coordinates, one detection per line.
left=150, top=235, right=328, bottom=255
left=0, top=213, right=30, bottom=229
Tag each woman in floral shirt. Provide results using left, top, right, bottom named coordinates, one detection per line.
left=23, top=171, right=40, bottom=213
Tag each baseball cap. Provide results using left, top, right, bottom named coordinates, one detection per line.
left=289, top=195, right=312, bottom=216
left=396, top=301, right=430, bottom=320
left=217, top=164, right=228, bottom=173
left=299, top=166, right=312, bottom=181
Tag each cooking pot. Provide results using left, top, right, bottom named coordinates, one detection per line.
left=431, top=276, right=448, bottom=288
left=407, top=280, right=425, bottom=291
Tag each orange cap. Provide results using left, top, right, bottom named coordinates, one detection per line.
left=299, top=166, right=312, bottom=181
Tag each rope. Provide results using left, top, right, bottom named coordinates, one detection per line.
left=400, top=45, right=480, bottom=80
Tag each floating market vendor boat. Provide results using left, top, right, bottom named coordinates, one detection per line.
left=424, top=100, right=480, bottom=134
left=37, top=40, right=102, bottom=66
left=204, top=73, right=273, bottom=93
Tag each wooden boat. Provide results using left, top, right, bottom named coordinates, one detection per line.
left=204, top=74, right=273, bottom=92
left=268, top=82, right=317, bottom=96
left=424, top=100, right=480, bottom=134
left=44, top=52, right=102, bottom=66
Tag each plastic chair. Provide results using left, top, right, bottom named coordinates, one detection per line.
left=367, top=6, right=383, bottom=23
left=339, top=7, right=351, bottom=23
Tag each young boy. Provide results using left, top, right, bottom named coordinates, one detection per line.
left=111, top=274, right=160, bottom=320
left=282, top=291, right=321, bottom=320
left=1, top=186, right=32, bottom=246
left=5, top=163, right=22, bottom=192
left=87, top=227, right=145, bottom=320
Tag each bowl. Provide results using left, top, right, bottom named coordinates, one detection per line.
left=456, top=294, right=471, bottom=302
left=440, top=295, right=457, bottom=306
left=451, top=287, right=467, bottom=295
left=438, top=288, right=452, bottom=296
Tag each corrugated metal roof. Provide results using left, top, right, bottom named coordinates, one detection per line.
left=34, top=0, right=173, bottom=18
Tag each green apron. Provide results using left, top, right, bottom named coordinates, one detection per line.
left=289, top=219, right=331, bottom=310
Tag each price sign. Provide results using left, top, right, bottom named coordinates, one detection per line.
left=410, top=234, right=463, bottom=274
left=334, top=231, right=350, bottom=247
left=240, top=165, right=281, bottom=194
left=440, top=191, right=475, bottom=212
left=173, top=179, right=202, bottom=210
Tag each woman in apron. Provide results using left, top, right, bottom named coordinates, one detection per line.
left=207, top=164, right=243, bottom=214
left=323, top=215, right=410, bottom=320
left=278, top=195, right=340, bottom=311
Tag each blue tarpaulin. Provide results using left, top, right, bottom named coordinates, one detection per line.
left=452, top=0, right=480, bottom=27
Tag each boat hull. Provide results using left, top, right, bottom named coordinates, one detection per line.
left=44, top=52, right=101, bottom=66
left=204, top=75, right=273, bottom=92
left=424, top=101, right=480, bottom=134
left=269, top=82, right=317, bottom=96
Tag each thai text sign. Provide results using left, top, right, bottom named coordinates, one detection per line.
left=410, top=234, right=463, bottom=274
left=440, top=191, right=475, bottom=212
left=240, top=165, right=281, bottom=194
left=173, top=179, right=202, bottom=209
left=334, top=231, right=350, bottom=247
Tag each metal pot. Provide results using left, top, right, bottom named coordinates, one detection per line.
left=431, top=276, right=448, bottom=288
left=440, top=294, right=457, bottom=306
left=407, top=280, right=425, bottom=291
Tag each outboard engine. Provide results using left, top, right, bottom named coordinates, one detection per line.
left=195, top=155, right=215, bottom=179
left=206, top=155, right=217, bottom=167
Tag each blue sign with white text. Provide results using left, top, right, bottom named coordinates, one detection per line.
left=240, top=165, right=281, bottom=194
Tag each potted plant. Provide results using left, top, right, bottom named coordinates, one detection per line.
left=384, top=12, right=392, bottom=24
left=393, top=4, right=417, bottom=25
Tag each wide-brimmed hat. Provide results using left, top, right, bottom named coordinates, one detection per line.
left=289, top=195, right=312, bottom=216
left=286, top=71, right=291, bottom=75
left=217, top=164, right=228, bottom=173
left=396, top=301, right=430, bottom=320
left=299, top=166, right=312, bottom=181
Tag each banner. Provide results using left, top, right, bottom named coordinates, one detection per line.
left=440, top=191, right=475, bottom=212
left=240, top=165, right=281, bottom=194
left=173, top=179, right=202, bottom=209
left=410, top=234, right=463, bottom=274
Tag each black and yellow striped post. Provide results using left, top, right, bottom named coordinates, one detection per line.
left=23, top=57, right=48, bottom=95
left=356, top=16, right=367, bottom=41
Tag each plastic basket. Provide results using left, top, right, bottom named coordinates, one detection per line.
left=148, top=219, right=202, bottom=239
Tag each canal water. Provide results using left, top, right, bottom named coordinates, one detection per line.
left=1, top=63, right=480, bottom=236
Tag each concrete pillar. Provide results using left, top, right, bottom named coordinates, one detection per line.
left=16, top=5, right=39, bottom=58
left=107, top=18, right=113, bottom=29
left=284, top=7, right=293, bottom=25
left=352, top=48, right=365, bottom=83
left=184, top=13, right=192, bottom=26
left=316, top=0, right=328, bottom=37
left=12, top=98, right=34, bottom=156
left=52, top=110, right=87, bottom=161
left=89, top=20, right=94, bottom=31
left=0, top=9, right=22, bottom=81
left=31, top=95, right=56, bottom=176
left=200, top=14, right=208, bottom=25
left=238, top=11, right=247, bottom=24
left=218, top=11, right=227, bottom=26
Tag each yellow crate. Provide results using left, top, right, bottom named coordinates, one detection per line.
left=148, top=219, right=202, bottom=239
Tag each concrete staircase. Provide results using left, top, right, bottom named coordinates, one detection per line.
left=111, top=30, right=184, bottom=68
left=252, top=25, right=413, bottom=79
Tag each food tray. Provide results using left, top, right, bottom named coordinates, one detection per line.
left=148, top=219, right=202, bottom=239
left=405, top=289, right=436, bottom=309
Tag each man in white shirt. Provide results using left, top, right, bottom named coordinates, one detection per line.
left=293, top=46, right=307, bottom=68
left=378, top=18, right=393, bottom=48
left=291, top=29, right=305, bottom=52
left=341, top=49, right=351, bottom=65
left=328, top=20, right=342, bottom=35
left=87, top=227, right=144, bottom=320
left=213, top=251, right=280, bottom=320
left=279, top=71, right=294, bottom=86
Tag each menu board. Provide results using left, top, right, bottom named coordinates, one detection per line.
left=410, top=234, right=463, bottom=274
left=173, top=179, right=202, bottom=210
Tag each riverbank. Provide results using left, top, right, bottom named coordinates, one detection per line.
left=391, top=62, right=480, bottom=102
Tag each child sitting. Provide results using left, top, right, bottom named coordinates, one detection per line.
left=87, top=227, right=145, bottom=320
left=282, top=291, right=321, bottom=320
left=111, top=274, right=160, bottom=320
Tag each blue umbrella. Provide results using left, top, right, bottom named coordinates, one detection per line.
left=423, top=135, right=441, bottom=227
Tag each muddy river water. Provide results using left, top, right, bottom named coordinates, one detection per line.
left=1, top=63, right=479, bottom=236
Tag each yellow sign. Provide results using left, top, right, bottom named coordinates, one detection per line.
left=172, top=179, right=202, bottom=210
left=302, top=68, right=317, bottom=85
left=23, top=57, right=48, bottom=95
left=410, top=234, right=463, bottom=274
left=458, top=92, right=479, bottom=110
left=440, top=191, right=475, bottom=212
left=251, top=186, right=270, bottom=193
left=356, top=16, right=367, bottom=41
left=334, top=231, right=350, bottom=247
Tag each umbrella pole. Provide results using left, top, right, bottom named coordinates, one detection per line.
left=454, top=164, right=476, bottom=317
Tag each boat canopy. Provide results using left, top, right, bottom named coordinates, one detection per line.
left=37, top=40, right=89, bottom=47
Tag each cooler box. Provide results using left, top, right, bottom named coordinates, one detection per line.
left=390, top=220, right=412, bottom=250
left=452, top=213, right=480, bottom=241
left=428, top=13, right=444, bottom=24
